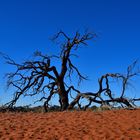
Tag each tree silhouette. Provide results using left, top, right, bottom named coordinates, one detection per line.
left=3, top=31, right=97, bottom=111
left=2, top=31, right=140, bottom=111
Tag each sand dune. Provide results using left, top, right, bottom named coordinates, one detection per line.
left=0, top=109, right=140, bottom=140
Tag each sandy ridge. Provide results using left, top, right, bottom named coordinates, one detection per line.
left=0, top=109, right=140, bottom=139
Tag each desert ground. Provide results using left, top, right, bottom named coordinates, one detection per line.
left=0, top=109, right=140, bottom=140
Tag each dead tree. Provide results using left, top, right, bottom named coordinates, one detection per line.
left=1, top=31, right=140, bottom=111
left=3, top=31, right=97, bottom=111
left=68, top=60, right=140, bottom=110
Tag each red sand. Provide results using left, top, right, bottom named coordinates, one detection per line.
left=0, top=109, right=140, bottom=140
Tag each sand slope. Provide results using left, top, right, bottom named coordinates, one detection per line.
left=0, top=109, right=140, bottom=140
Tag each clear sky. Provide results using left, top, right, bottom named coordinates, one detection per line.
left=0, top=0, right=140, bottom=106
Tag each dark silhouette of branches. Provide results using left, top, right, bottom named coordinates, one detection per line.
left=69, top=61, right=140, bottom=110
left=2, top=30, right=97, bottom=111
left=1, top=31, right=140, bottom=112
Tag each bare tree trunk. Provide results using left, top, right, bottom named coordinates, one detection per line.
left=58, top=82, right=69, bottom=111
left=60, top=92, right=69, bottom=110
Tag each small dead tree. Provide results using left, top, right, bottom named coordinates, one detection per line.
left=3, top=31, right=97, bottom=111
left=68, top=60, right=140, bottom=110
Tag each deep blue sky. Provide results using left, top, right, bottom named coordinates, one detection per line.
left=0, top=0, right=140, bottom=106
